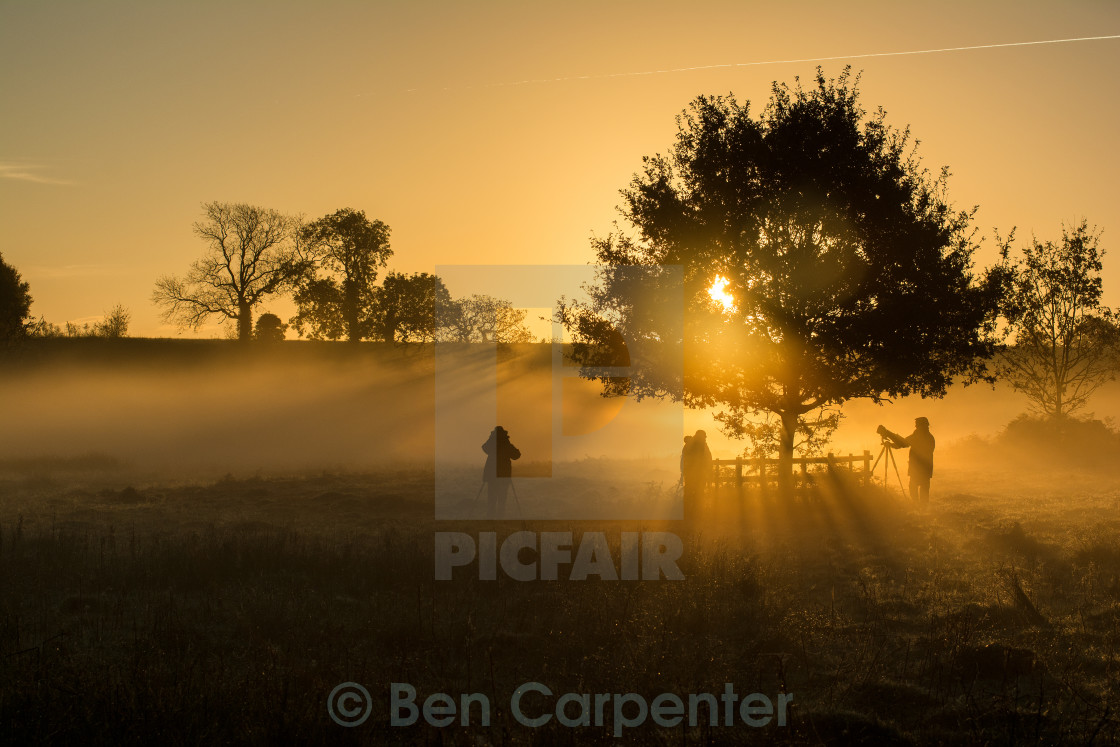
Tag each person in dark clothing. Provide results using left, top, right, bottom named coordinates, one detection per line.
left=482, top=426, right=521, bottom=519
left=680, top=430, right=712, bottom=523
left=678, top=435, right=693, bottom=485
left=879, top=417, right=935, bottom=502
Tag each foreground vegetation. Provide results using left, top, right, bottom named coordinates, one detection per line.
left=2, top=460, right=1120, bottom=745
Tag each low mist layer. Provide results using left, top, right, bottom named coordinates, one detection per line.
left=1, top=340, right=435, bottom=480
left=3, top=338, right=1118, bottom=487
left=1, top=340, right=680, bottom=485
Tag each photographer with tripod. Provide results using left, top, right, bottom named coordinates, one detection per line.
left=877, top=417, right=936, bottom=503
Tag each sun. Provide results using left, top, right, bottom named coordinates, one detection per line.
left=708, top=275, right=736, bottom=313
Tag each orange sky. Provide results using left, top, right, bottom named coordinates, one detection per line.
left=2, top=1, right=1118, bottom=337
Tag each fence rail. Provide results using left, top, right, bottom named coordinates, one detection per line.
left=710, top=450, right=874, bottom=494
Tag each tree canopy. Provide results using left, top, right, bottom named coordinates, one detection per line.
left=374, top=271, right=453, bottom=343
left=0, top=252, right=33, bottom=343
left=291, top=208, right=392, bottom=343
left=290, top=278, right=348, bottom=341
left=562, top=68, right=1002, bottom=472
left=253, top=312, right=288, bottom=343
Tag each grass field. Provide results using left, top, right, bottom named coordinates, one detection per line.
left=4, top=340, right=1120, bottom=744
left=3, top=455, right=1120, bottom=745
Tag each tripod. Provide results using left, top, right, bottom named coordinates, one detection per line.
left=871, top=438, right=908, bottom=496
left=475, top=478, right=525, bottom=521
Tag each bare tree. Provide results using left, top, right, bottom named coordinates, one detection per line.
left=445, top=294, right=533, bottom=343
left=997, top=221, right=1120, bottom=419
left=153, top=202, right=307, bottom=341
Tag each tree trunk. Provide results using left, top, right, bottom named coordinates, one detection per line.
left=238, top=302, right=252, bottom=342
left=344, top=280, right=360, bottom=344
left=384, top=315, right=398, bottom=343
left=778, top=410, right=798, bottom=495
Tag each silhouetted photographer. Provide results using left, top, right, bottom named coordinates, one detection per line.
left=482, top=426, right=521, bottom=519
left=680, top=429, right=712, bottom=523
left=877, top=418, right=936, bottom=503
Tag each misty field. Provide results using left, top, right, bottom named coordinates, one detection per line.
left=3, top=458, right=1120, bottom=745
left=4, top=341, right=1120, bottom=744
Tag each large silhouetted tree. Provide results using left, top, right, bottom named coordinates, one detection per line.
left=997, top=221, right=1119, bottom=419
left=562, top=69, right=1002, bottom=482
left=153, top=202, right=307, bottom=341
left=0, top=252, right=33, bottom=343
left=290, top=208, right=392, bottom=343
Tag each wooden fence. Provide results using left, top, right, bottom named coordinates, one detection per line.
left=710, top=450, right=874, bottom=495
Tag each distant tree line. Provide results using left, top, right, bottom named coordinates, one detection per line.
left=0, top=253, right=131, bottom=343
left=150, top=203, right=533, bottom=345
left=26, top=304, right=132, bottom=339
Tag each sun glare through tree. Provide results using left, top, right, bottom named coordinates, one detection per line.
left=708, top=274, right=737, bottom=314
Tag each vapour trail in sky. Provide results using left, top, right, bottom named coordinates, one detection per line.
left=405, top=33, right=1120, bottom=93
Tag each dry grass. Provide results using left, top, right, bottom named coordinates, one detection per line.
left=3, top=462, right=1120, bottom=744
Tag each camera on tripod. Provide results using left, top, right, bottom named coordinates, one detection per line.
left=871, top=424, right=906, bottom=494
